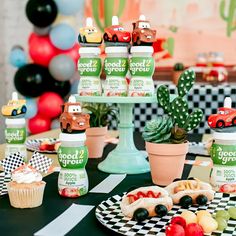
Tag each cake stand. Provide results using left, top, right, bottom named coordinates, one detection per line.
left=76, top=95, right=156, bottom=174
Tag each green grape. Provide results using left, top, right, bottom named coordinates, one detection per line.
left=228, top=207, right=236, bottom=220
left=216, top=210, right=230, bottom=220
left=216, top=217, right=227, bottom=231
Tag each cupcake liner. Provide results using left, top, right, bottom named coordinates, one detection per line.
left=7, top=181, right=46, bottom=208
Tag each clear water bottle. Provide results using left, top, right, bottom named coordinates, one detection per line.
left=57, top=132, right=89, bottom=198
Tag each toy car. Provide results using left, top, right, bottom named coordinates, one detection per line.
left=120, top=186, right=173, bottom=222
left=78, top=18, right=102, bottom=45
left=208, top=107, right=236, bottom=128
left=132, top=15, right=156, bottom=45
left=165, top=179, right=215, bottom=208
left=60, top=99, right=90, bottom=133
left=1, top=98, right=27, bottom=117
left=103, top=16, right=131, bottom=43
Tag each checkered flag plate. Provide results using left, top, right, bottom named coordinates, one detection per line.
left=0, top=172, right=11, bottom=195
left=0, top=152, right=25, bottom=174
left=28, top=151, right=53, bottom=173
left=96, top=192, right=236, bottom=236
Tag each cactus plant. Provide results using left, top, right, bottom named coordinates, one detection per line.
left=142, top=117, right=173, bottom=143
left=92, top=0, right=126, bottom=32
left=174, top=62, right=184, bottom=71
left=143, top=69, right=203, bottom=144
left=220, top=0, right=236, bottom=37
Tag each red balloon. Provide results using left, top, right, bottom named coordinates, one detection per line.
left=38, top=92, right=63, bottom=119
left=28, top=114, right=51, bottom=134
left=29, top=33, right=58, bottom=67
left=58, top=44, right=80, bottom=64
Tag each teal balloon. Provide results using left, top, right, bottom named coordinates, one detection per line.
left=55, top=0, right=84, bottom=15
left=9, top=48, right=27, bottom=68
left=50, top=23, right=76, bottom=50
left=25, top=97, right=38, bottom=119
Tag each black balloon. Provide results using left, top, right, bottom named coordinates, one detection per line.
left=47, top=78, right=71, bottom=98
left=14, top=64, right=49, bottom=97
left=26, top=0, right=58, bottom=27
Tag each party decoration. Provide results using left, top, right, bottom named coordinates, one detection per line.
left=28, top=33, right=58, bottom=67
left=28, top=114, right=51, bottom=134
left=50, top=23, right=76, bottom=50
left=61, top=43, right=80, bottom=64
left=33, top=26, right=51, bottom=36
left=25, top=97, right=38, bottom=119
left=48, top=78, right=71, bottom=98
left=9, top=46, right=27, bottom=68
left=55, top=0, right=84, bottom=15
left=53, top=14, right=76, bottom=27
left=70, top=79, right=79, bottom=94
left=38, top=92, right=63, bottom=119
left=25, top=0, right=58, bottom=27
left=14, top=64, right=49, bottom=97
left=49, top=55, right=75, bottom=81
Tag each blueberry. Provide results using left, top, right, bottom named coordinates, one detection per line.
left=133, top=208, right=149, bottom=222
left=196, top=194, right=208, bottom=205
left=179, top=195, right=193, bottom=208
left=155, top=204, right=168, bottom=217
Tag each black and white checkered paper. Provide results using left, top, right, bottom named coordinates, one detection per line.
left=0, top=172, right=11, bottom=196
left=28, top=151, right=53, bottom=173
left=0, top=152, right=25, bottom=174
left=96, top=192, right=236, bottom=236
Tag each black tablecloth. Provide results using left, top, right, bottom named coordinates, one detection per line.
left=0, top=133, right=204, bottom=236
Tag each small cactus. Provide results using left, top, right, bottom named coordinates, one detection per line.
left=154, top=69, right=203, bottom=143
left=174, top=62, right=184, bottom=71
left=142, top=117, right=173, bottom=143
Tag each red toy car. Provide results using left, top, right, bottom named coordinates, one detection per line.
left=103, top=25, right=131, bottom=43
left=208, top=107, right=236, bottom=128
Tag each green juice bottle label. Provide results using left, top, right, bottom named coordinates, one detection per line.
left=77, top=50, right=102, bottom=96
left=5, top=128, right=26, bottom=144
left=210, top=143, right=236, bottom=191
left=58, top=145, right=89, bottom=198
left=129, top=57, right=154, bottom=77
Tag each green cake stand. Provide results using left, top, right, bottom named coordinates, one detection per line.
left=76, top=95, right=156, bottom=174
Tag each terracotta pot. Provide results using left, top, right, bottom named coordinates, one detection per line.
left=172, top=71, right=183, bottom=85
left=85, top=126, right=107, bottom=158
left=146, top=141, right=189, bottom=186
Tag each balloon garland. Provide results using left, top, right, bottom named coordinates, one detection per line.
left=10, top=0, right=83, bottom=134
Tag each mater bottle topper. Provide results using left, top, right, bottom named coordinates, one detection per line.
left=59, top=95, right=90, bottom=133
left=78, top=17, right=103, bottom=46
left=132, top=15, right=156, bottom=46
left=103, top=16, right=131, bottom=45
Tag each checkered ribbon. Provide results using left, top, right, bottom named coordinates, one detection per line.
left=0, top=152, right=25, bottom=174
left=28, top=151, right=53, bottom=173
left=0, top=172, right=11, bottom=195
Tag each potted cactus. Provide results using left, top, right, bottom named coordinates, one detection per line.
left=173, top=62, right=184, bottom=85
left=143, top=69, right=203, bottom=186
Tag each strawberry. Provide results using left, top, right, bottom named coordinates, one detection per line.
left=185, top=223, right=204, bottom=236
left=166, top=224, right=185, bottom=236
left=170, top=216, right=186, bottom=228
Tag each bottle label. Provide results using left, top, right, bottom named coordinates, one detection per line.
left=5, top=144, right=27, bottom=162
left=58, top=169, right=88, bottom=197
left=130, top=57, right=155, bottom=77
left=104, top=77, right=128, bottom=96
left=78, top=58, right=102, bottom=76
left=210, top=143, right=236, bottom=192
left=5, top=128, right=26, bottom=144
left=128, top=77, right=154, bottom=96
left=78, top=77, right=102, bottom=96
left=211, top=143, right=236, bottom=166
left=104, top=57, right=128, bottom=77
left=57, top=146, right=88, bottom=169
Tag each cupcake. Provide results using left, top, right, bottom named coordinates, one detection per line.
left=7, top=165, right=46, bottom=208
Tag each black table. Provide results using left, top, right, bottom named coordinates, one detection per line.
left=0, top=133, right=203, bottom=236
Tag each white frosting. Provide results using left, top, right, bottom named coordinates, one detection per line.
left=12, top=166, right=42, bottom=184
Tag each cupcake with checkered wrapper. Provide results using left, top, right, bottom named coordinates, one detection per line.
left=0, top=151, right=53, bottom=208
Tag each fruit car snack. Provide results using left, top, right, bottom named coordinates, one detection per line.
left=57, top=132, right=89, bottom=198
left=128, top=46, right=155, bottom=96
left=77, top=47, right=102, bottom=96
left=103, top=46, right=129, bottom=96
left=1, top=92, right=27, bottom=161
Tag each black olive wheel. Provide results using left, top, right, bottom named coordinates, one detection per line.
left=155, top=204, right=168, bottom=217
left=179, top=195, right=193, bottom=208
left=133, top=208, right=149, bottom=223
left=196, top=194, right=208, bottom=205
